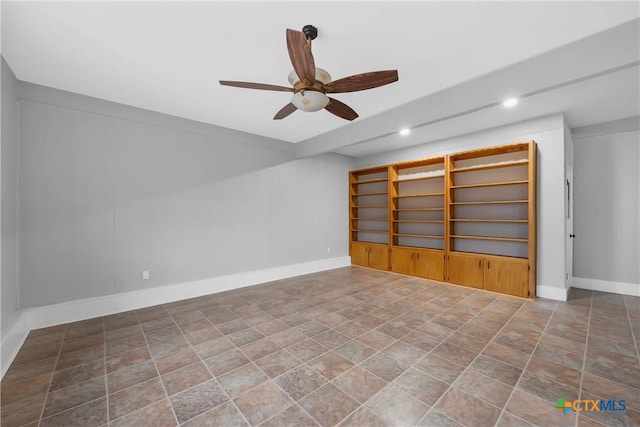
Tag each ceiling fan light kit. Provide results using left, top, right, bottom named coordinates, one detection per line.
left=220, top=25, right=399, bottom=121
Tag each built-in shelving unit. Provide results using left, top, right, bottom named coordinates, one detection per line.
left=348, top=141, right=537, bottom=298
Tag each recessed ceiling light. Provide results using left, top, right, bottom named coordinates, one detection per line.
left=503, top=98, right=519, bottom=108
left=399, top=128, right=411, bottom=136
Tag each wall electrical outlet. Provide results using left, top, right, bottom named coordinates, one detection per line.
left=142, top=270, right=150, bottom=280
left=327, top=248, right=331, bottom=254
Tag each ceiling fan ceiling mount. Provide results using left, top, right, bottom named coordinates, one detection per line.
left=219, top=26, right=398, bottom=121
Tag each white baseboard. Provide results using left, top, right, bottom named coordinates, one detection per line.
left=536, top=285, right=569, bottom=301
left=1, top=256, right=350, bottom=379
left=572, top=277, right=640, bottom=297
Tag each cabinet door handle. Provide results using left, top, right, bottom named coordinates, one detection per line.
left=478, top=260, right=482, bottom=268
left=487, top=261, right=491, bottom=269
left=416, top=253, right=420, bottom=260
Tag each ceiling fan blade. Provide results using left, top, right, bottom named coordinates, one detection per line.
left=325, top=97, right=358, bottom=121
left=325, top=70, right=398, bottom=93
left=273, top=103, right=297, bottom=120
left=219, top=80, right=293, bottom=92
left=286, top=29, right=316, bottom=84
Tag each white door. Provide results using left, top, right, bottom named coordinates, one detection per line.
left=565, top=164, right=574, bottom=286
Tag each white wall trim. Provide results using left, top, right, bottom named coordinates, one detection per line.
left=537, top=285, right=569, bottom=301
left=572, top=277, right=640, bottom=297
left=1, top=256, right=350, bottom=379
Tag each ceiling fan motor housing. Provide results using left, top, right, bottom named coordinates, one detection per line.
left=302, top=25, right=318, bottom=40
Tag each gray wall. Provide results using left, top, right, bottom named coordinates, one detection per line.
left=1, top=57, right=19, bottom=335
left=355, top=114, right=568, bottom=293
left=573, top=120, right=640, bottom=285
left=17, top=83, right=353, bottom=308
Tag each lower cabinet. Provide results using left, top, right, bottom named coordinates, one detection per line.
left=391, top=247, right=444, bottom=281
left=446, top=252, right=530, bottom=297
left=351, top=242, right=389, bottom=270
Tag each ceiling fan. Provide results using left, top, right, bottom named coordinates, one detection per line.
left=220, top=25, right=399, bottom=121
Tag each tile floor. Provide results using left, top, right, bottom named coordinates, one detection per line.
left=1, top=266, right=639, bottom=427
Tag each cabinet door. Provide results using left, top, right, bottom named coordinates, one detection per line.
left=390, top=247, right=414, bottom=275
left=447, top=253, right=484, bottom=289
left=414, top=249, right=444, bottom=281
left=484, top=256, right=529, bottom=297
left=368, top=245, right=389, bottom=270
left=350, top=242, right=369, bottom=267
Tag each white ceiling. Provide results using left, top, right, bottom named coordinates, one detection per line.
left=2, top=1, right=639, bottom=150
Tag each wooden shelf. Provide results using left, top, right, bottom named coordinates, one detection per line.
left=353, top=217, right=388, bottom=222
left=450, top=180, right=528, bottom=189
left=394, top=233, right=444, bottom=239
left=450, top=235, right=528, bottom=243
left=353, top=178, right=388, bottom=184
left=450, top=200, right=528, bottom=205
left=450, top=219, right=527, bottom=223
left=395, top=175, right=444, bottom=183
left=353, top=191, right=388, bottom=196
left=451, top=159, right=528, bottom=173
left=354, top=204, right=388, bottom=208
left=394, top=193, right=444, bottom=198
left=393, top=220, right=444, bottom=224
left=395, top=208, right=445, bottom=212
left=353, top=229, right=388, bottom=234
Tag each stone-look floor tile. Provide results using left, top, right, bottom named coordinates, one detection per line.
left=335, top=340, right=376, bottom=364
left=299, top=383, right=360, bottom=427
left=431, top=341, right=478, bottom=367
left=43, top=376, right=106, bottom=417
left=516, top=370, right=579, bottom=405
left=534, top=343, right=584, bottom=370
left=136, top=307, right=169, bottom=323
left=107, top=360, right=158, bottom=393
left=505, top=389, right=575, bottom=427
left=577, top=415, right=608, bottom=427
left=295, top=321, right=329, bottom=337
left=538, top=331, right=585, bottom=355
left=141, top=317, right=176, bottom=333
left=360, top=352, right=405, bottom=382
left=376, top=322, right=412, bottom=339
left=588, top=333, right=637, bottom=358
left=454, top=369, right=513, bottom=409
left=144, top=325, right=183, bottom=345
left=0, top=372, right=52, bottom=406
left=579, top=391, right=640, bottom=427
left=333, top=366, right=387, bottom=404
left=170, top=379, right=228, bottom=424
left=286, top=339, right=329, bottom=362
left=482, top=342, right=529, bottom=369
left=312, top=330, right=350, bottom=349
left=185, top=326, right=223, bottom=346
left=254, top=349, right=300, bottom=378
left=0, top=393, right=46, bottom=427
left=280, top=313, right=309, bottom=327
left=585, top=345, right=640, bottom=389
left=381, top=340, right=426, bottom=368
left=106, top=346, right=151, bottom=373
left=416, top=321, right=455, bottom=340
left=60, top=332, right=104, bottom=354
left=193, top=336, right=234, bottom=359
left=149, top=336, right=190, bottom=359
left=217, top=364, right=269, bottom=399
left=418, top=410, right=463, bottom=427
left=581, top=372, right=640, bottom=411
left=27, top=324, right=67, bottom=338
left=183, top=401, right=248, bottom=427
left=457, top=323, right=498, bottom=342
left=525, top=355, right=582, bottom=388
left=172, top=310, right=205, bottom=326
left=308, top=351, right=354, bottom=380
left=40, top=397, right=107, bottom=427
left=105, top=324, right=143, bottom=343
left=109, top=377, right=166, bottom=420
left=228, top=327, right=264, bottom=347
left=546, top=319, right=588, bottom=344
left=204, top=349, right=251, bottom=376
left=234, top=380, right=293, bottom=425
left=162, top=361, right=212, bottom=396
left=414, top=354, right=466, bottom=384
left=445, top=331, right=489, bottom=352
left=338, top=407, right=387, bottom=427
left=493, top=325, right=541, bottom=354
left=105, top=334, right=147, bottom=357
left=178, top=318, right=214, bottom=335
left=217, top=319, right=251, bottom=335
left=470, top=355, right=523, bottom=386
left=2, top=356, right=57, bottom=385
left=393, top=367, right=449, bottom=406
left=435, top=387, right=501, bottom=427
left=400, top=330, right=441, bottom=352
left=50, top=359, right=104, bottom=391
left=275, top=365, right=327, bottom=401
left=65, top=322, right=104, bottom=339
left=355, top=330, right=395, bottom=350
left=104, top=312, right=139, bottom=331
left=261, top=403, right=318, bottom=427
left=155, top=347, right=201, bottom=375
left=495, top=411, right=535, bottom=427
left=111, top=398, right=178, bottom=427
left=367, top=384, right=429, bottom=426
left=253, top=319, right=289, bottom=336
left=241, top=337, right=280, bottom=361
left=55, top=344, right=104, bottom=370
left=270, top=329, right=308, bottom=347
